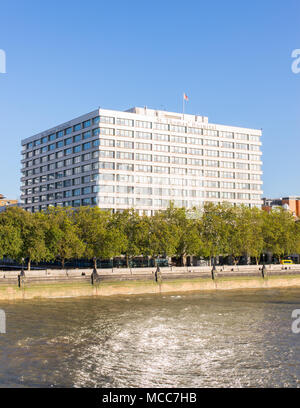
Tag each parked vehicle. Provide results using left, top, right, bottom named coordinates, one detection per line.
left=280, top=259, right=294, bottom=265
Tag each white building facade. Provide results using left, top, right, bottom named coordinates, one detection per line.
left=21, top=107, right=263, bottom=213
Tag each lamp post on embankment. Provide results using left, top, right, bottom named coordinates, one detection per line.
left=20, top=257, right=25, bottom=277
left=211, top=257, right=216, bottom=280
left=91, top=257, right=100, bottom=285
left=262, top=253, right=266, bottom=279
left=18, top=257, right=25, bottom=288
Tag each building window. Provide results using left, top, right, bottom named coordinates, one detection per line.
left=153, top=144, right=169, bottom=152
left=116, top=118, right=134, bottom=127
left=98, top=185, right=114, bottom=193
left=170, top=135, right=186, bottom=144
left=83, top=131, right=91, bottom=140
left=136, top=153, right=152, bottom=161
left=99, top=173, right=115, bottom=181
left=82, top=164, right=92, bottom=172
left=73, top=134, right=81, bottom=143
left=74, top=123, right=82, bottom=132
left=82, top=186, right=91, bottom=195
left=73, top=145, right=82, bottom=153
left=170, top=125, right=186, bottom=133
left=219, top=131, right=234, bottom=139
left=100, top=138, right=115, bottom=147
left=65, top=148, right=72, bottom=156
left=153, top=166, right=169, bottom=174
left=99, top=162, right=115, bottom=169
left=117, top=163, right=134, bottom=171
left=83, top=119, right=91, bottom=128
left=235, top=143, right=248, bottom=150
left=100, top=150, right=114, bottom=158
left=117, top=151, right=134, bottom=160
left=171, top=157, right=187, bottom=165
left=83, top=142, right=91, bottom=151
left=153, top=133, right=169, bottom=142
left=97, top=116, right=114, bottom=124
left=153, top=155, right=169, bottom=163
left=82, top=198, right=91, bottom=206
left=135, top=131, right=152, bottom=140
left=204, top=139, right=218, bottom=147
left=235, top=133, right=248, bottom=141
left=136, top=164, right=151, bottom=173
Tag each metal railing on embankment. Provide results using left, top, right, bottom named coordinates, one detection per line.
left=1, top=264, right=300, bottom=288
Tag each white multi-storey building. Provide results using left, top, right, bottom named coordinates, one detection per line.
left=21, top=106, right=263, bottom=213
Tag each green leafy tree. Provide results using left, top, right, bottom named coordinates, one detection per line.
left=0, top=224, right=22, bottom=260
left=45, top=207, right=85, bottom=268
left=293, top=220, right=300, bottom=255
left=162, top=204, right=204, bottom=265
left=0, top=207, right=50, bottom=270
left=262, top=208, right=296, bottom=261
left=227, top=206, right=264, bottom=264
left=74, top=207, right=127, bottom=267
left=201, top=202, right=233, bottom=264
left=148, top=209, right=180, bottom=262
left=111, top=209, right=150, bottom=267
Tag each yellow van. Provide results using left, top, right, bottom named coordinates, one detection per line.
left=280, top=259, right=294, bottom=265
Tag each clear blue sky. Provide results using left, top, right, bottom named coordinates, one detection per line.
left=0, top=0, right=299, bottom=200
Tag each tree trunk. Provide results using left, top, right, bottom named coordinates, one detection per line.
left=233, top=257, right=240, bottom=266
left=62, top=258, right=65, bottom=269
left=93, top=257, right=97, bottom=269
left=126, top=254, right=129, bottom=268
left=27, top=259, right=31, bottom=271
left=181, top=255, right=186, bottom=266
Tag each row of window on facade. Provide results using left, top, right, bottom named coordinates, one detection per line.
left=26, top=200, right=261, bottom=214
left=24, top=114, right=261, bottom=148
left=22, top=166, right=262, bottom=189
left=23, top=183, right=263, bottom=202
left=23, top=178, right=262, bottom=196
left=24, top=191, right=261, bottom=207
left=23, top=158, right=262, bottom=179
left=23, top=142, right=261, bottom=169
left=24, top=126, right=261, bottom=156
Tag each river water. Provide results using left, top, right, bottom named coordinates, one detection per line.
left=0, top=288, right=300, bottom=388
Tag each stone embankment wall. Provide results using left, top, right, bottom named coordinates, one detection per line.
left=0, top=264, right=300, bottom=285
left=1, top=265, right=300, bottom=301
left=0, top=265, right=300, bottom=284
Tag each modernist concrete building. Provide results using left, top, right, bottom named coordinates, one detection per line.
left=21, top=107, right=263, bottom=213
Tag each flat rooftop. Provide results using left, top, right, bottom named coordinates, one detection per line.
left=22, top=106, right=262, bottom=145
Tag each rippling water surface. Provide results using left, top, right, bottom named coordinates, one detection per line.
left=0, top=288, right=300, bottom=387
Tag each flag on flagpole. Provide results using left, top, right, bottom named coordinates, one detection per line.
left=183, top=93, right=189, bottom=101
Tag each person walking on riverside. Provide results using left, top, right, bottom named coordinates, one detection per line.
left=155, top=265, right=160, bottom=282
